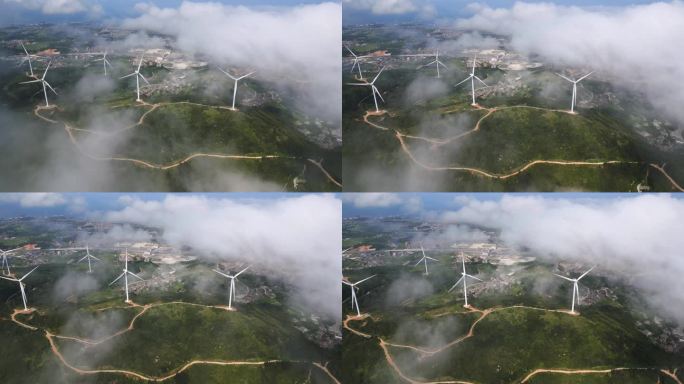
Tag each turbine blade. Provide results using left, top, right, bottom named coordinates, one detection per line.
left=43, top=61, right=51, bottom=78
left=0, top=275, right=18, bottom=282
left=138, top=73, right=150, bottom=85
left=213, top=269, right=231, bottom=279
left=474, top=76, right=488, bottom=87
left=448, top=276, right=465, bottom=292
left=44, top=81, right=58, bottom=95
left=109, top=272, right=125, bottom=286
left=137, top=55, right=144, bottom=71
left=354, top=275, right=376, bottom=286
left=19, top=266, right=39, bottom=281
left=578, top=266, right=595, bottom=280
left=120, top=72, right=136, bottom=79
left=20, top=79, right=42, bottom=84
left=344, top=46, right=357, bottom=58
left=373, top=86, right=385, bottom=102
left=576, top=71, right=593, bottom=82
left=237, top=71, right=256, bottom=80
left=346, top=83, right=368, bottom=86
left=553, top=273, right=575, bottom=282
left=455, top=76, right=471, bottom=87
left=234, top=266, right=250, bottom=277
left=556, top=73, right=574, bottom=83
left=128, top=271, right=144, bottom=281
left=217, top=67, right=235, bottom=79
left=78, top=255, right=89, bottom=262
left=466, top=274, right=483, bottom=282
left=371, top=67, right=385, bottom=84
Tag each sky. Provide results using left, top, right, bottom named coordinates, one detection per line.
left=344, top=193, right=684, bottom=322
left=0, top=192, right=302, bottom=217
left=341, top=192, right=658, bottom=217
left=342, top=0, right=663, bottom=24
left=0, top=192, right=342, bottom=318
left=0, top=0, right=329, bottom=25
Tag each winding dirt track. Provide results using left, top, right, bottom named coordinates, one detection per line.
left=33, top=103, right=342, bottom=188
left=344, top=305, right=682, bottom=384
left=7, top=301, right=339, bottom=383
left=360, top=106, right=684, bottom=190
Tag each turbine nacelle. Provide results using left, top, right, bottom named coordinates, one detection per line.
left=554, top=266, right=595, bottom=314
left=109, top=249, right=143, bottom=303
left=19, top=60, right=57, bottom=107
left=456, top=56, right=488, bottom=106
left=213, top=265, right=250, bottom=310
left=217, top=67, right=256, bottom=111
left=346, top=67, right=386, bottom=113
left=556, top=71, right=593, bottom=113
left=342, top=275, right=375, bottom=317
left=0, top=266, right=39, bottom=311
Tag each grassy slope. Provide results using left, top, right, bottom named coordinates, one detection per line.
left=342, top=263, right=684, bottom=384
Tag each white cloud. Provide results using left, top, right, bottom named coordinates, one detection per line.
left=456, top=1, right=684, bottom=125
left=3, top=0, right=99, bottom=15
left=343, top=193, right=402, bottom=207
left=344, top=0, right=435, bottom=16
left=344, top=0, right=417, bottom=14
left=103, top=194, right=341, bottom=319
left=122, top=1, right=341, bottom=122
left=441, top=194, right=684, bottom=322
left=0, top=193, right=67, bottom=207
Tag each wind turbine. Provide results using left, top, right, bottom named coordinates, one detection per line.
left=556, top=72, right=593, bottom=113
left=448, top=252, right=483, bottom=308
left=217, top=68, right=255, bottom=111
left=345, top=46, right=371, bottom=80
left=109, top=249, right=143, bottom=303
left=414, top=245, right=438, bottom=275
left=342, top=275, right=375, bottom=317
left=120, top=55, right=149, bottom=102
left=419, top=51, right=448, bottom=78
left=455, top=56, right=488, bottom=106
left=554, top=266, right=595, bottom=314
left=213, top=266, right=249, bottom=310
left=20, top=61, right=57, bottom=107
left=347, top=67, right=385, bottom=113
left=0, top=266, right=39, bottom=311
left=20, top=42, right=37, bottom=78
left=93, top=52, right=113, bottom=77
left=78, top=245, right=101, bottom=273
left=0, top=247, right=21, bottom=275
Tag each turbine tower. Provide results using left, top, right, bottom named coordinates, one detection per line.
left=213, top=266, right=249, bottom=310
left=93, top=52, right=113, bottom=77
left=20, top=61, right=57, bottom=107
left=344, top=46, right=371, bottom=80
left=419, top=51, right=448, bottom=78
left=217, top=68, right=255, bottom=111
left=556, top=72, right=593, bottom=113
left=20, top=42, right=37, bottom=78
left=1, top=247, right=21, bottom=275
left=120, top=55, right=149, bottom=102
left=448, top=252, right=483, bottom=308
left=455, top=56, right=488, bottom=106
left=554, top=266, right=594, bottom=314
left=109, top=249, right=143, bottom=303
left=0, top=266, right=39, bottom=311
left=414, top=245, right=438, bottom=275
left=78, top=245, right=101, bottom=273
left=346, top=67, right=385, bottom=113
left=342, top=275, right=375, bottom=317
